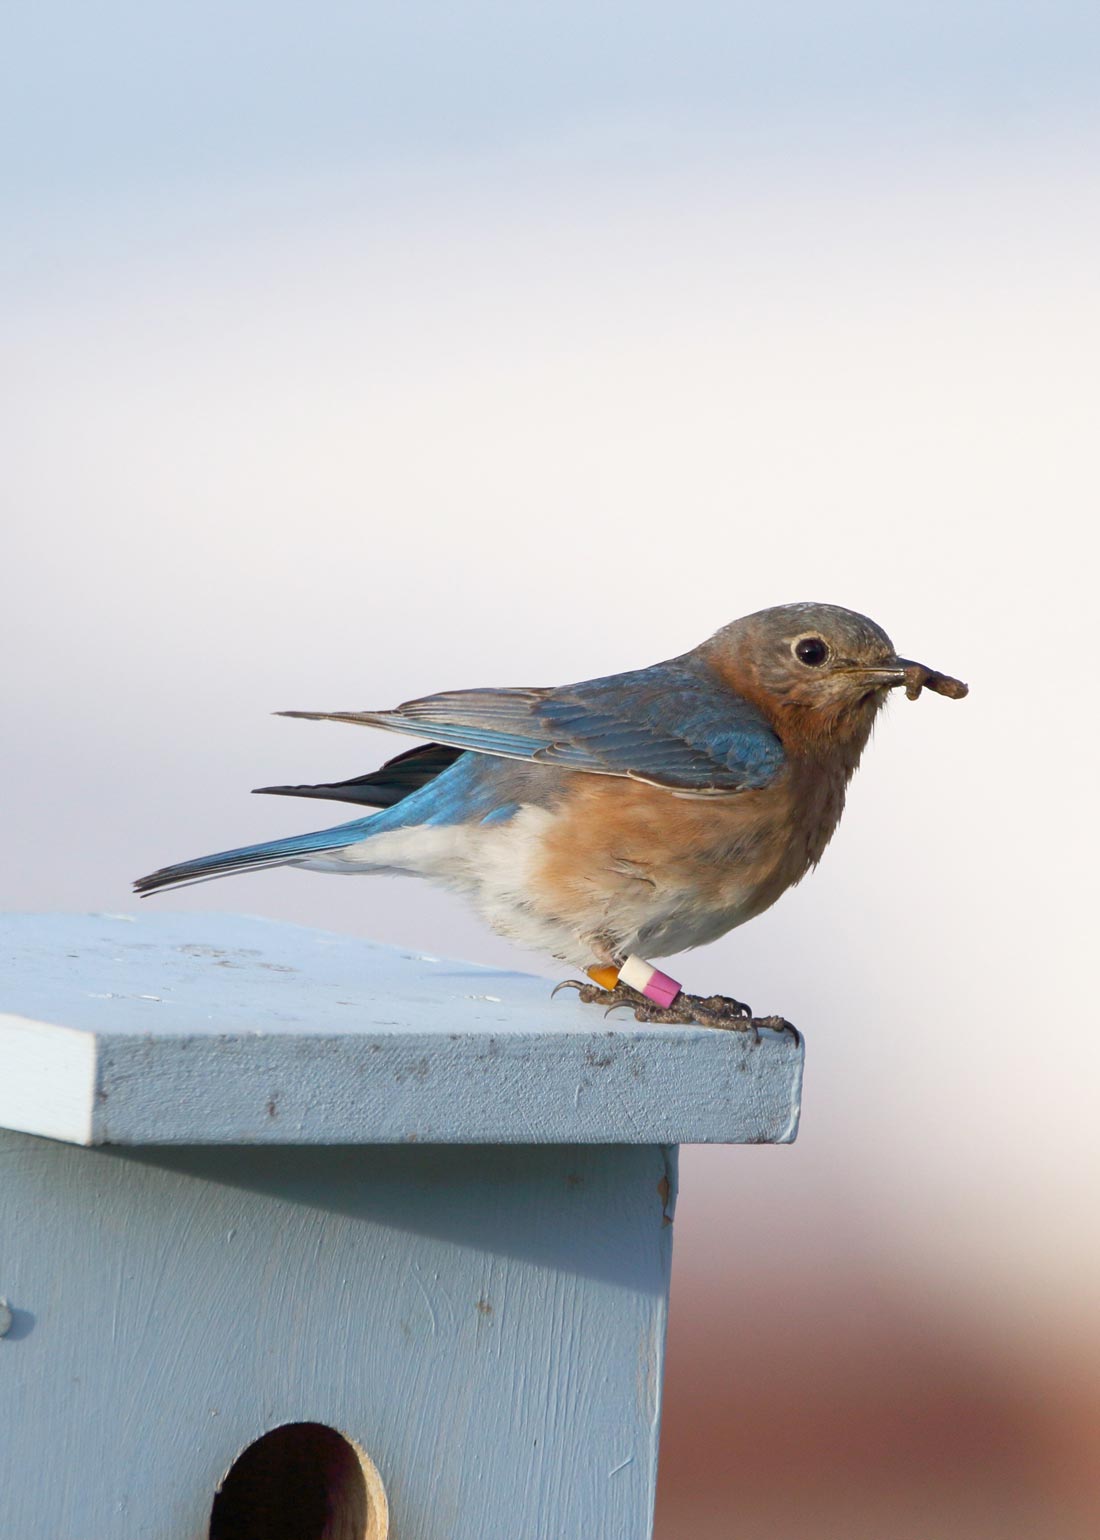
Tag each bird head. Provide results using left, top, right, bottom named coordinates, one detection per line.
left=703, top=601, right=967, bottom=748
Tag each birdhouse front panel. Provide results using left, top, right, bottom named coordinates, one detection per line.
left=0, top=1128, right=675, bottom=1540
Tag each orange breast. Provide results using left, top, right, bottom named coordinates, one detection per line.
left=532, top=761, right=845, bottom=933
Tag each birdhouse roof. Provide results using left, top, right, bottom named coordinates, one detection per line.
left=0, top=912, right=802, bottom=1147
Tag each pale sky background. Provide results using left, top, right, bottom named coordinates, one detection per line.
left=3, top=4, right=1098, bottom=1534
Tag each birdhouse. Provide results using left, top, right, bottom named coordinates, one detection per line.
left=0, top=912, right=802, bottom=1539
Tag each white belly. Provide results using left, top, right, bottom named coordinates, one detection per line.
left=298, top=807, right=593, bottom=962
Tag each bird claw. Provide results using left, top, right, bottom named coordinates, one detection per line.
left=550, top=978, right=587, bottom=1000
left=552, top=977, right=801, bottom=1044
left=750, top=1014, right=802, bottom=1047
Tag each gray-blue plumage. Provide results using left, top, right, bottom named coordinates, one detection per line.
left=134, top=654, right=786, bottom=895
left=280, top=654, right=786, bottom=793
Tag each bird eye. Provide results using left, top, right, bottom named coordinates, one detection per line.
left=794, top=637, right=829, bottom=666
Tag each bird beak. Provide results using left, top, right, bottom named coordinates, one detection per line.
left=858, top=657, right=969, bottom=701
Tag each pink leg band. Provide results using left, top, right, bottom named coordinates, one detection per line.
left=618, top=955, right=682, bottom=1009
left=642, top=968, right=682, bottom=1009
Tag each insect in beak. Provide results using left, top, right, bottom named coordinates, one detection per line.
left=861, top=658, right=969, bottom=700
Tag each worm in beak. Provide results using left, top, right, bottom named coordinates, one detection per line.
left=867, top=658, right=969, bottom=700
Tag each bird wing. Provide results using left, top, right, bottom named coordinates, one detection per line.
left=279, top=659, right=784, bottom=795
left=254, top=742, right=464, bottom=808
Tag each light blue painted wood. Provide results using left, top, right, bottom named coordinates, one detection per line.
left=0, top=1128, right=676, bottom=1540
left=0, top=913, right=803, bottom=1147
left=0, top=913, right=803, bottom=1539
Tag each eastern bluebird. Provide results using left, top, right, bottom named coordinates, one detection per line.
left=134, top=603, right=966, bottom=1030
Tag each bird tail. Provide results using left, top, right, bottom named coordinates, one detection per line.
left=132, top=817, right=371, bottom=896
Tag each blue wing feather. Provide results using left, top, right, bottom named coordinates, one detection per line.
left=290, top=656, right=785, bottom=794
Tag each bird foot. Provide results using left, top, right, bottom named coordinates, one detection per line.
left=552, top=979, right=801, bottom=1044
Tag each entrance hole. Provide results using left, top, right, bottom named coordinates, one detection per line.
left=208, top=1421, right=388, bottom=1540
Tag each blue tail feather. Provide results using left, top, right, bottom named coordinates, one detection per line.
left=133, top=817, right=372, bottom=896
left=134, top=752, right=517, bottom=897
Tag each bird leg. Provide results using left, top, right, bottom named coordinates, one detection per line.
left=552, top=968, right=801, bottom=1044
